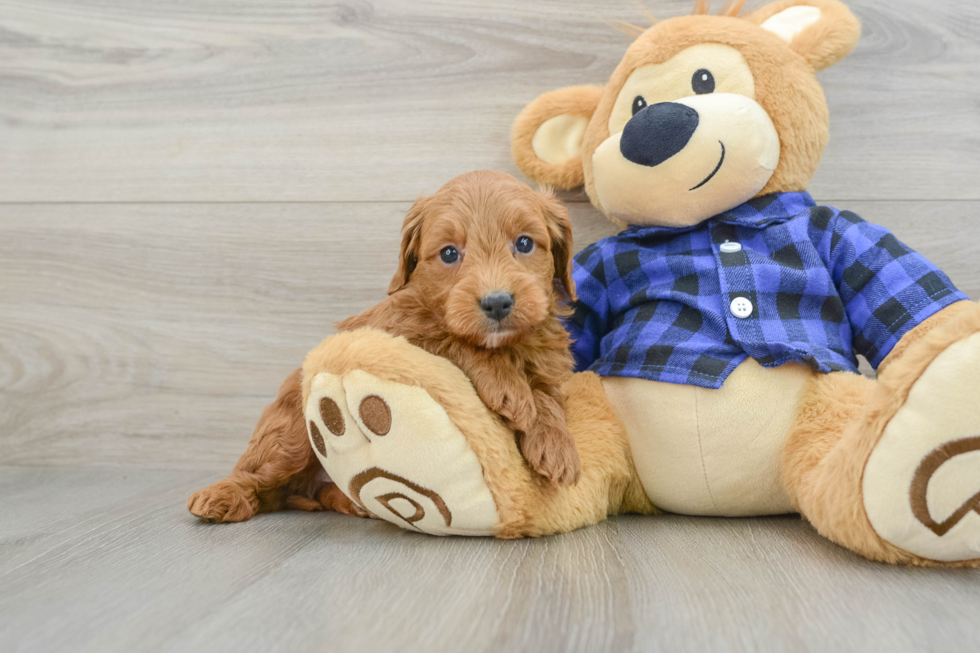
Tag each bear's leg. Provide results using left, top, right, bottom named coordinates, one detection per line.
left=300, top=328, right=652, bottom=537
left=301, top=334, right=505, bottom=536
left=784, top=303, right=980, bottom=565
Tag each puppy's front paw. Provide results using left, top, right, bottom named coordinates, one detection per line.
left=504, top=388, right=538, bottom=432
left=478, top=384, right=537, bottom=432
left=520, top=421, right=581, bottom=486
left=187, top=479, right=259, bottom=523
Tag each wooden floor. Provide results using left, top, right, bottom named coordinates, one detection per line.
left=1, top=0, right=978, bottom=651
left=3, top=466, right=980, bottom=653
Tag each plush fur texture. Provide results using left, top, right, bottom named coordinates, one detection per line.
left=511, top=0, right=861, bottom=225
left=511, top=85, right=604, bottom=190
left=301, top=329, right=655, bottom=538
left=583, top=15, right=829, bottom=214
left=504, top=0, right=979, bottom=565
left=784, top=301, right=980, bottom=566
left=604, top=359, right=812, bottom=517
left=745, top=0, right=862, bottom=71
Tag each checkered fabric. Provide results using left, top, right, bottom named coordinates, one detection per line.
left=567, top=192, right=967, bottom=389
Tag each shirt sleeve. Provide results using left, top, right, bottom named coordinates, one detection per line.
left=818, top=208, right=968, bottom=369
left=563, top=243, right=611, bottom=372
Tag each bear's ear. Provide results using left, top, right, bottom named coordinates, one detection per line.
left=511, top=85, right=604, bottom=190
left=747, top=0, right=861, bottom=71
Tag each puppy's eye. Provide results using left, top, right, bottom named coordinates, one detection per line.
left=515, top=235, right=534, bottom=254
left=439, top=246, right=459, bottom=264
left=692, top=69, right=715, bottom=95
left=631, top=96, right=647, bottom=116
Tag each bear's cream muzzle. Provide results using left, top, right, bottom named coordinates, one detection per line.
left=592, top=93, right=780, bottom=228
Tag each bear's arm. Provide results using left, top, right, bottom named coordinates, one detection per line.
left=818, top=209, right=969, bottom=370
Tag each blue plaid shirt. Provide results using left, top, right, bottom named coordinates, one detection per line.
left=567, top=192, right=967, bottom=389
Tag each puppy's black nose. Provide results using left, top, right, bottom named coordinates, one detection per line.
left=620, top=102, right=699, bottom=167
left=480, top=292, right=514, bottom=321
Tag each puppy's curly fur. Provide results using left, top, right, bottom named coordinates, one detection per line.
left=188, top=170, right=580, bottom=524
left=341, top=170, right=581, bottom=485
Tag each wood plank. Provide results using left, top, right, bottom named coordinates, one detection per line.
left=1, top=466, right=979, bottom=653
left=1, top=200, right=975, bottom=469
left=1, top=0, right=978, bottom=202
left=0, top=466, right=214, bottom=575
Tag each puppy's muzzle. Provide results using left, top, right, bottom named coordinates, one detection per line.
left=620, top=102, right=699, bottom=167
left=480, top=291, right=514, bottom=322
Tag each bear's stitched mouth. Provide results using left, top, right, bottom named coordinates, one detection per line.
left=689, top=140, right=725, bottom=191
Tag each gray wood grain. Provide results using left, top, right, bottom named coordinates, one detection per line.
left=1, top=0, right=978, bottom=202
left=2, top=1, right=980, bottom=650
left=1, top=466, right=978, bottom=653
left=1, top=200, right=975, bottom=470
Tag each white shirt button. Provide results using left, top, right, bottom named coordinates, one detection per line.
left=720, top=241, right=742, bottom=253
left=730, top=297, right=753, bottom=319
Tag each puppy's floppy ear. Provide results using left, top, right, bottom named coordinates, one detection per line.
left=512, top=85, right=604, bottom=190
left=388, top=195, right=428, bottom=295
left=747, top=0, right=860, bottom=71
left=537, top=190, right=576, bottom=301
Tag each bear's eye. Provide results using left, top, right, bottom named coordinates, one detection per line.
left=692, top=69, right=715, bottom=94
left=631, top=95, right=647, bottom=116
left=440, top=246, right=459, bottom=264
left=515, top=235, right=534, bottom=254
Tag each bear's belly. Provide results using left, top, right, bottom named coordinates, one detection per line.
left=602, top=359, right=815, bottom=516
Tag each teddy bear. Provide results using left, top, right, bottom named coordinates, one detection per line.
left=503, top=0, right=980, bottom=564
left=195, top=0, right=980, bottom=566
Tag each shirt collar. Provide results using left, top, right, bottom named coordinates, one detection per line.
left=619, top=191, right=816, bottom=239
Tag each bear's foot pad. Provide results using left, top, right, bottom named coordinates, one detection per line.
left=864, top=333, right=980, bottom=562
left=305, top=369, right=499, bottom=536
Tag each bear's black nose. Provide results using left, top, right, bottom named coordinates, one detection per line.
left=480, top=292, right=514, bottom=321
left=620, top=102, right=699, bottom=167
